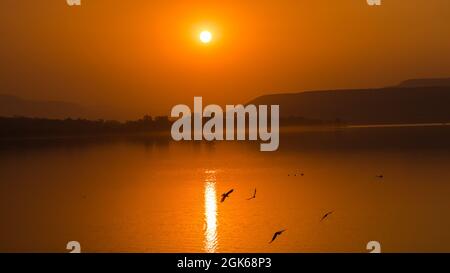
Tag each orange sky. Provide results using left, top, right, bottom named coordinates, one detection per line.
left=1, top=0, right=450, bottom=119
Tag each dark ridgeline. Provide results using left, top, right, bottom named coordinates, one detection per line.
left=2, top=77, right=450, bottom=138
left=248, top=78, right=450, bottom=125
left=397, top=78, right=450, bottom=88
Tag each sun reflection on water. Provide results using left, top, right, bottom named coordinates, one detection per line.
left=204, top=170, right=218, bottom=253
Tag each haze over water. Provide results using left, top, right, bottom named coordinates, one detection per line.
left=1, top=125, right=450, bottom=253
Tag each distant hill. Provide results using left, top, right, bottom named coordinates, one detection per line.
left=0, top=94, right=88, bottom=119
left=397, top=78, right=450, bottom=88
left=249, top=79, right=450, bottom=125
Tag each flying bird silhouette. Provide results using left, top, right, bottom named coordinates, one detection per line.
left=375, top=175, right=384, bottom=179
left=246, top=188, right=257, bottom=200
left=320, top=211, right=334, bottom=222
left=269, top=229, right=286, bottom=243
left=220, top=189, right=234, bottom=203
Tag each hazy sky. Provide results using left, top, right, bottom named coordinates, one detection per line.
left=1, top=0, right=450, bottom=119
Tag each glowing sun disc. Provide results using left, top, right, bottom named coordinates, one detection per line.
left=199, top=31, right=212, bottom=44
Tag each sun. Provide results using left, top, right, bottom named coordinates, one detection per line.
left=199, top=30, right=212, bottom=44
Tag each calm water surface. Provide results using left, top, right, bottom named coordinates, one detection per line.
left=1, top=126, right=450, bottom=252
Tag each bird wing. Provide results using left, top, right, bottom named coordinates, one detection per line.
left=269, top=230, right=287, bottom=243
left=321, top=211, right=333, bottom=221
left=226, top=189, right=234, bottom=195
left=246, top=189, right=257, bottom=200
left=269, top=233, right=278, bottom=243
left=220, top=194, right=227, bottom=203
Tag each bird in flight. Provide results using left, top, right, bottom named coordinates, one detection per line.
left=375, top=175, right=384, bottom=179
left=320, top=211, right=334, bottom=222
left=269, top=229, right=287, bottom=243
left=246, top=188, right=257, bottom=200
left=220, top=189, right=234, bottom=203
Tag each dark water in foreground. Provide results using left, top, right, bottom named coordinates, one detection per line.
left=1, top=125, right=450, bottom=252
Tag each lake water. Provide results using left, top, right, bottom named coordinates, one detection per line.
left=1, top=125, right=450, bottom=253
